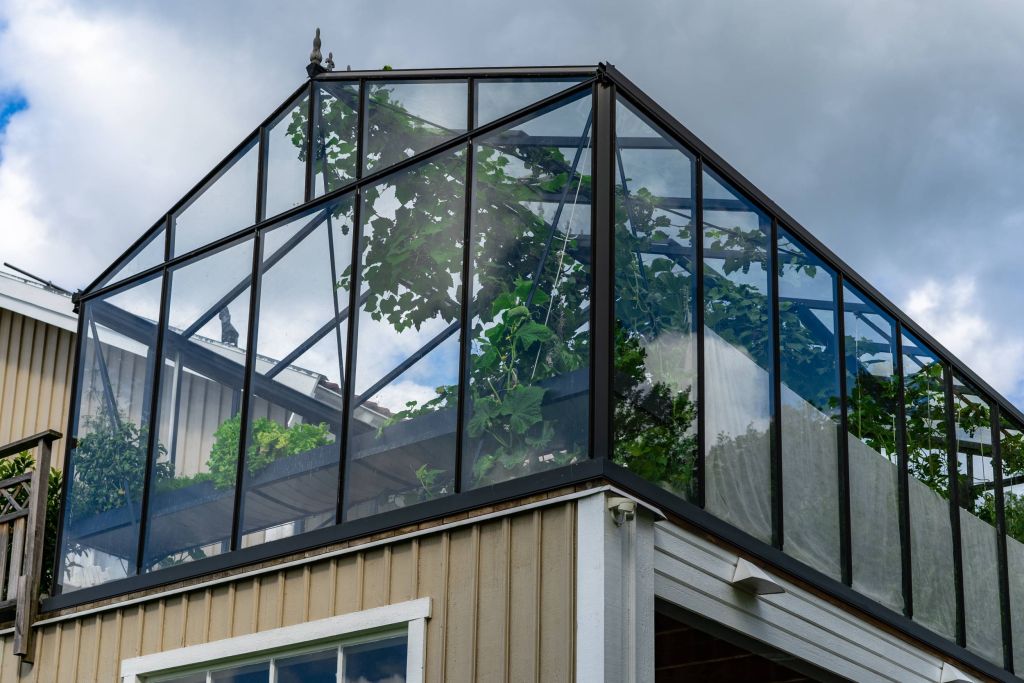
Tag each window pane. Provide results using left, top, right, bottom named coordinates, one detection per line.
left=777, top=230, right=841, bottom=580
left=239, top=199, right=353, bottom=547
left=276, top=648, right=338, bottom=683
left=210, top=661, right=269, bottom=683
left=1000, top=413, right=1024, bottom=670
left=363, top=80, right=466, bottom=175
left=903, top=332, right=956, bottom=639
left=612, top=98, right=696, bottom=499
left=844, top=284, right=902, bottom=613
left=474, top=77, right=585, bottom=126
left=158, top=674, right=207, bottom=683
left=98, top=224, right=165, bottom=289
left=702, top=169, right=771, bottom=544
left=464, top=91, right=591, bottom=489
left=314, top=82, right=359, bottom=196
left=143, top=238, right=254, bottom=571
left=343, top=148, right=466, bottom=520
left=954, top=375, right=1003, bottom=664
left=343, top=636, right=407, bottom=683
left=263, top=91, right=310, bottom=219
left=59, top=275, right=162, bottom=591
left=173, top=136, right=259, bottom=257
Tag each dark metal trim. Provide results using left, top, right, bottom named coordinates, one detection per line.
left=992, top=402, right=1015, bottom=671
left=82, top=217, right=167, bottom=295
left=946, top=361, right=967, bottom=647
left=316, top=65, right=598, bottom=82
left=835, top=274, right=853, bottom=585
left=229, top=236, right=264, bottom=550
left=255, top=126, right=269, bottom=225
left=304, top=82, right=315, bottom=203
left=590, top=77, right=614, bottom=462
left=455, top=80, right=474, bottom=491
left=894, top=321, right=913, bottom=618
left=52, top=302, right=87, bottom=590
left=694, top=156, right=706, bottom=509
left=134, top=262, right=171, bottom=575
left=768, top=217, right=783, bottom=550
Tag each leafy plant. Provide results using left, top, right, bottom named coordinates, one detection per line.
left=68, top=406, right=169, bottom=521
left=199, top=415, right=333, bottom=490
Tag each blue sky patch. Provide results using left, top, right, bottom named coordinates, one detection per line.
left=0, top=92, right=28, bottom=136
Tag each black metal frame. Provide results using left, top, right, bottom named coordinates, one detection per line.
left=57, top=63, right=1024, bottom=681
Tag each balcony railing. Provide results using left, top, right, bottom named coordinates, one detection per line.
left=0, top=430, right=60, bottom=662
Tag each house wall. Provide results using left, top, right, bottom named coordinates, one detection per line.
left=0, top=307, right=75, bottom=467
left=0, top=500, right=577, bottom=682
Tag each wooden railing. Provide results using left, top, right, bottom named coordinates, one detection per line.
left=0, top=430, right=60, bottom=662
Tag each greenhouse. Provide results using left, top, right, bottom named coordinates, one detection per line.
left=53, top=63, right=1024, bottom=678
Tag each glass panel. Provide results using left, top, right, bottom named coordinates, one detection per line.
left=59, top=275, right=162, bottom=592
left=843, top=284, right=902, bottom=613
left=238, top=198, right=354, bottom=547
left=1000, top=413, right=1024, bottom=670
left=363, top=80, right=467, bottom=175
left=954, top=375, right=1003, bottom=664
left=474, top=77, right=585, bottom=126
left=143, top=238, right=254, bottom=571
left=313, top=81, right=359, bottom=196
left=158, top=674, right=207, bottom=683
left=701, top=169, right=772, bottom=544
left=98, top=224, right=165, bottom=289
left=210, top=661, right=269, bottom=683
left=612, top=98, right=696, bottom=499
left=903, top=332, right=956, bottom=639
left=343, top=636, right=408, bottom=683
left=173, top=137, right=259, bottom=256
left=276, top=648, right=338, bottom=682
left=263, top=91, right=310, bottom=219
left=464, top=91, right=592, bottom=489
left=777, top=229, right=841, bottom=580
left=343, top=148, right=466, bottom=520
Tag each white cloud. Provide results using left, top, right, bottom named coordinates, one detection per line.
left=904, top=276, right=1024, bottom=402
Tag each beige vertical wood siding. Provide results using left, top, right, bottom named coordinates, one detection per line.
left=0, top=501, right=577, bottom=682
left=0, top=308, right=75, bottom=467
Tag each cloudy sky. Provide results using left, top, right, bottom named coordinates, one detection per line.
left=2, top=0, right=1024, bottom=405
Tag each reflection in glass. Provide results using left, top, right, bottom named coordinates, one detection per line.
left=844, top=284, right=902, bottom=613
left=313, top=82, right=360, bottom=196
left=464, top=91, right=592, bottom=489
left=98, top=224, right=165, bottom=289
left=276, top=648, right=337, bottom=682
left=143, top=238, right=254, bottom=571
left=343, top=636, right=408, bottom=683
left=59, top=275, right=163, bottom=591
left=1000, top=414, right=1024, bottom=670
left=612, top=98, right=696, bottom=499
left=239, top=198, right=353, bottom=547
left=474, top=78, right=584, bottom=126
left=701, top=169, right=772, bottom=544
left=210, top=661, right=269, bottom=683
left=902, top=333, right=956, bottom=639
left=263, top=91, right=310, bottom=219
left=954, top=375, right=1003, bottom=664
left=343, top=149, right=466, bottom=520
left=777, top=230, right=841, bottom=579
left=363, top=80, right=466, bottom=174
left=173, top=137, right=259, bottom=257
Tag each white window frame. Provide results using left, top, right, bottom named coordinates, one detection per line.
left=119, top=597, right=430, bottom=683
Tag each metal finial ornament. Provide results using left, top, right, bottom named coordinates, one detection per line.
left=325, top=52, right=335, bottom=71
left=307, top=28, right=327, bottom=77
left=310, top=28, right=323, bottom=65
